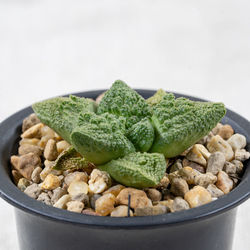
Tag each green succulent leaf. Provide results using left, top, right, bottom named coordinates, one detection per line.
left=127, top=118, right=155, bottom=152
left=32, top=95, right=96, bottom=143
left=98, top=152, right=167, bottom=188
left=97, top=80, right=152, bottom=128
left=71, top=112, right=135, bottom=165
left=150, top=93, right=226, bottom=157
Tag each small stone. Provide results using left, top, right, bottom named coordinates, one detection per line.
left=155, top=174, right=170, bottom=189
left=134, top=205, right=167, bottom=216
left=37, top=192, right=52, bottom=206
left=110, top=205, right=133, bottom=217
left=17, top=178, right=31, bottom=191
left=44, top=139, right=58, bottom=161
left=51, top=187, right=67, bottom=204
left=31, top=166, right=42, bottom=183
left=56, top=140, right=71, bottom=154
left=194, top=173, right=217, bottom=188
left=235, top=149, right=250, bottom=162
left=170, top=178, right=189, bottom=197
left=53, top=194, right=71, bottom=209
left=21, top=123, right=44, bottom=139
left=186, top=144, right=210, bottom=166
left=71, top=193, right=89, bottom=207
left=90, top=194, right=102, bottom=209
left=103, top=184, right=125, bottom=197
left=227, top=134, right=247, bottom=150
left=216, top=171, right=233, bottom=194
left=68, top=181, right=89, bottom=196
left=95, top=193, right=116, bottom=216
left=47, top=190, right=53, bottom=198
left=223, top=161, right=236, bottom=174
left=212, top=123, right=223, bottom=135
left=22, top=113, right=40, bottom=132
left=169, top=159, right=183, bottom=173
left=231, top=160, right=244, bottom=174
left=146, top=188, right=162, bottom=202
left=206, top=152, right=226, bottom=175
left=66, top=200, right=84, bottom=213
left=156, top=200, right=174, bottom=212
left=11, top=153, right=41, bottom=180
left=167, top=171, right=180, bottom=182
left=207, top=135, right=234, bottom=161
left=116, top=188, right=152, bottom=209
left=64, top=171, right=88, bottom=186
left=184, top=186, right=212, bottom=208
left=19, top=138, right=40, bottom=147
left=182, top=158, right=205, bottom=173
left=18, top=144, right=43, bottom=156
left=88, top=169, right=111, bottom=194
left=12, top=170, right=23, bottom=185
left=40, top=174, right=61, bottom=190
left=178, top=167, right=199, bottom=185
left=171, top=197, right=190, bottom=212
left=40, top=160, right=62, bottom=181
left=82, top=208, right=101, bottom=216
left=24, top=183, right=42, bottom=199
left=229, top=174, right=240, bottom=187
left=217, top=124, right=234, bottom=140
left=206, top=184, right=224, bottom=198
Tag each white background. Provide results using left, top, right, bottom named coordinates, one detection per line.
left=0, top=1, right=249, bottom=249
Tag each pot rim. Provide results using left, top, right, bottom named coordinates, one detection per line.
left=0, top=89, right=249, bottom=228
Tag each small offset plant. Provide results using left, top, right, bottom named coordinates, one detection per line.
left=32, top=80, right=226, bottom=188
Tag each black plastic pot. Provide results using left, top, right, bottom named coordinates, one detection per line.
left=0, top=90, right=249, bottom=250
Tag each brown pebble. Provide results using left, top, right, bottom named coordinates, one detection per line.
left=95, top=193, right=116, bottom=216
left=170, top=178, right=189, bottom=197
left=116, top=188, right=152, bottom=209
left=11, top=153, right=41, bottom=180
left=22, top=113, right=40, bottom=132
left=216, top=171, right=233, bottom=194
left=218, top=124, right=234, bottom=140
left=82, top=208, right=101, bottom=216
left=184, top=186, right=212, bottom=208
left=146, top=188, right=162, bottom=202
left=18, top=144, right=43, bottom=156
left=182, top=158, right=205, bottom=173
left=134, top=205, right=167, bottom=216
left=44, top=139, right=58, bottom=161
left=12, top=170, right=23, bottom=185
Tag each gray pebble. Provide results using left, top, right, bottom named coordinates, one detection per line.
left=207, top=152, right=226, bottom=175
left=171, top=197, right=190, bottom=212
left=169, top=159, right=183, bottom=173
left=90, top=194, right=101, bottom=210
left=223, top=161, right=236, bottom=174
left=24, top=183, right=41, bottom=199
left=51, top=187, right=67, bottom=204
left=31, top=166, right=42, bottom=183
left=206, top=184, right=224, bottom=198
left=71, top=193, right=90, bottom=207
left=37, top=192, right=52, bottom=206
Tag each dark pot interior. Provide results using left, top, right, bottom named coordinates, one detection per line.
left=0, top=90, right=249, bottom=250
